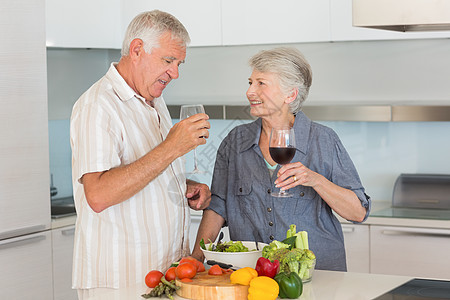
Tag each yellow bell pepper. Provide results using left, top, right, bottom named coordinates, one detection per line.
left=230, top=267, right=258, bottom=286
left=248, top=276, right=279, bottom=300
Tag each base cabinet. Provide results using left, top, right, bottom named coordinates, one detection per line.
left=52, top=225, right=77, bottom=300
left=341, top=224, right=370, bottom=273
left=370, top=225, right=450, bottom=280
left=0, top=231, right=53, bottom=299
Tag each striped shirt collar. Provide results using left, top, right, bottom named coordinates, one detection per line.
left=237, top=111, right=312, bottom=155
left=106, top=62, right=161, bottom=107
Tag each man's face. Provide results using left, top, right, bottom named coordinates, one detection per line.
left=134, top=32, right=186, bottom=101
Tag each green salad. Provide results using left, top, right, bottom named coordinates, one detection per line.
left=200, top=239, right=253, bottom=253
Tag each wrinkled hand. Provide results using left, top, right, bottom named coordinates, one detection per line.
left=274, top=162, right=323, bottom=191
left=186, top=180, right=211, bottom=210
left=166, top=113, right=210, bottom=157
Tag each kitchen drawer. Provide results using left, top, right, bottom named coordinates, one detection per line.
left=370, top=225, right=450, bottom=280
left=0, top=231, right=53, bottom=299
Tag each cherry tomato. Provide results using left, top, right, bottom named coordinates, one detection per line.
left=175, top=262, right=197, bottom=279
left=165, top=267, right=176, bottom=281
left=145, top=270, right=164, bottom=288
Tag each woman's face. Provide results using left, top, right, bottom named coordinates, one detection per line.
left=246, top=70, right=290, bottom=118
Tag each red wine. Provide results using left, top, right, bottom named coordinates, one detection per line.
left=269, top=147, right=296, bottom=165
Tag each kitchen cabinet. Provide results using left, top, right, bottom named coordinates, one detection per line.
left=221, top=0, right=331, bottom=45
left=121, top=0, right=222, bottom=47
left=45, top=0, right=122, bottom=48
left=370, top=225, right=450, bottom=280
left=0, top=231, right=53, bottom=299
left=330, top=0, right=450, bottom=42
left=341, top=223, right=370, bottom=273
left=52, top=225, right=77, bottom=300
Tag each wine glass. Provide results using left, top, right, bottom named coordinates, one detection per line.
left=269, top=127, right=296, bottom=197
left=180, top=104, right=205, bottom=174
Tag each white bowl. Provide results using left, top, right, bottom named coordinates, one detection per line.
left=201, top=241, right=268, bottom=269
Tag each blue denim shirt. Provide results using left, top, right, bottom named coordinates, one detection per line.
left=207, top=112, right=371, bottom=271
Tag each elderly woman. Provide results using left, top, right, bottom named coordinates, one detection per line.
left=192, top=47, right=370, bottom=271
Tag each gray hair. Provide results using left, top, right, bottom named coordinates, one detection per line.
left=121, top=10, right=191, bottom=56
left=249, top=47, right=312, bottom=114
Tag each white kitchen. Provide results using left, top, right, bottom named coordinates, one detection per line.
left=1, top=0, right=450, bottom=299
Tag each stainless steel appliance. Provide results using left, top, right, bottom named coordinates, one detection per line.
left=371, top=174, right=450, bottom=220
left=0, top=1, right=53, bottom=298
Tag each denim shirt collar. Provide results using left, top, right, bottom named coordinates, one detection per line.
left=237, top=111, right=312, bottom=155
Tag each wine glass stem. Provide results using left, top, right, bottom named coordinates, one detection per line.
left=193, top=149, right=199, bottom=171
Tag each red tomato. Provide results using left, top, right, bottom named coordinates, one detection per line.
left=165, top=267, right=176, bottom=281
left=208, top=264, right=223, bottom=275
left=180, top=257, right=205, bottom=272
left=175, top=262, right=197, bottom=279
left=145, top=270, right=164, bottom=288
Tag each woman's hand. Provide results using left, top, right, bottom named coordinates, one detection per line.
left=274, top=162, right=323, bottom=191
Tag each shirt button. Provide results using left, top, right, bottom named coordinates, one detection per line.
left=270, top=235, right=275, bottom=240
left=269, top=221, right=273, bottom=226
left=239, top=187, right=243, bottom=192
left=267, top=189, right=271, bottom=194
left=267, top=207, right=272, bottom=212
left=300, top=191, right=305, bottom=197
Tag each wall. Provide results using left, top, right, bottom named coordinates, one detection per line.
left=47, top=38, right=450, bottom=202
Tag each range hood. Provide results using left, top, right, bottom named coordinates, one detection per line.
left=353, top=0, right=450, bottom=32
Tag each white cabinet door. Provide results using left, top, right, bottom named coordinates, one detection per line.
left=330, top=0, right=450, bottom=42
left=341, top=224, right=370, bottom=273
left=0, top=231, right=53, bottom=299
left=121, top=0, right=222, bottom=47
left=52, top=225, right=77, bottom=300
left=46, top=0, right=122, bottom=48
left=370, top=225, right=450, bottom=280
left=222, top=0, right=331, bottom=46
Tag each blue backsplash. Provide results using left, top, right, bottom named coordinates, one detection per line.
left=49, top=119, right=450, bottom=202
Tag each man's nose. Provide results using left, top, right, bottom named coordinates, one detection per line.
left=167, top=65, right=180, bottom=79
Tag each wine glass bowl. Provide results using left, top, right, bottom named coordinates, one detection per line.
left=180, top=104, right=205, bottom=174
left=269, top=127, right=296, bottom=197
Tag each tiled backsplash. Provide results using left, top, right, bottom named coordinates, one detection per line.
left=49, top=118, right=450, bottom=202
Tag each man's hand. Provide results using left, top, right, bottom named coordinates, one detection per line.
left=186, top=180, right=211, bottom=210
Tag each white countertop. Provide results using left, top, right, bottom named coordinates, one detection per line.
left=85, top=270, right=412, bottom=300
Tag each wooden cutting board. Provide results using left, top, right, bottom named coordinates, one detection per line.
left=175, top=271, right=248, bottom=300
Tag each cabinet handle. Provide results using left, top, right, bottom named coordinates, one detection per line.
left=61, top=228, right=75, bottom=236
left=342, top=226, right=355, bottom=233
left=381, top=229, right=450, bottom=238
left=0, top=234, right=46, bottom=250
left=0, top=224, right=46, bottom=240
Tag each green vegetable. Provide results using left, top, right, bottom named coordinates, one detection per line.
left=286, top=224, right=309, bottom=250
left=209, top=240, right=251, bottom=252
left=200, top=238, right=206, bottom=250
left=279, top=248, right=316, bottom=280
left=274, top=271, right=303, bottom=299
left=262, top=240, right=290, bottom=259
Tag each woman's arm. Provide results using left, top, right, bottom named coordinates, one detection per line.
left=191, top=209, right=225, bottom=262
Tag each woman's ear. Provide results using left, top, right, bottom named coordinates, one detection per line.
left=285, top=88, right=299, bottom=104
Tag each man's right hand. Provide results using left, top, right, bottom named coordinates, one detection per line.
left=165, top=113, right=210, bottom=157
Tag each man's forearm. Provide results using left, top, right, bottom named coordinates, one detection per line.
left=82, top=138, right=181, bottom=212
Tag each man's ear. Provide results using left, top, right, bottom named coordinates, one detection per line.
left=129, top=38, right=144, bottom=59
left=285, top=88, right=299, bottom=104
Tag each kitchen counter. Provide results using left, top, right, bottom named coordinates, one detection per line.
left=84, top=270, right=412, bottom=300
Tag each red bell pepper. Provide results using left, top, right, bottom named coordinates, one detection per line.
left=255, top=257, right=280, bottom=278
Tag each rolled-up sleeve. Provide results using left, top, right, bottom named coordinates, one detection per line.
left=331, top=133, right=371, bottom=222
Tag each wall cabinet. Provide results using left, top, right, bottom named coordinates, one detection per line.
left=45, top=0, right=122, bottom=48
left=222, top=0, right=331, bottom=45
left=0, top=231, right=53, bottom=299
left=52, top=225, right=77, bottom=300
left=370, top=225, right=450, bottom=280
left=341, top=224, right=370, bottom=273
